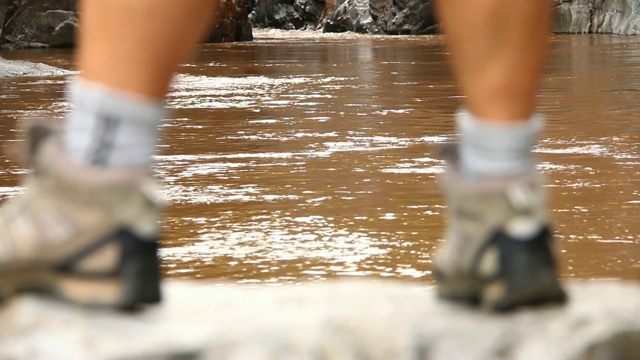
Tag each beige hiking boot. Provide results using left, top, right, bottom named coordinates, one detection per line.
left=0, top=122, right=162, bottom=310
left=434, top=144, right=566, bottom=311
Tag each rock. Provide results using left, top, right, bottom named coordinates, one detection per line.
left=592, top=0, right=640, bottom=34
left=318, top=0, right=344, bottom=30
left=250, top=0, right=325, bottom=30
left=316, top=0, right=437, bottom=34
left=0, top=0, right=78, bottom=49
left=293, top=0, right=326, bottom=28
left=250, top=0, right=437, bottom=34
left=0, top=56, right=72, bottom=77
left=368, top=0, right=437, bottom=35
left=251, top=0, right=640, bottom=35
left=322, top=0, right=383, bottom=33
left=0, top=0, right=253, bottom=49
left=208, top=0, right=254, bottom=42
left=554, top=0, right=593, bottom=34
left=0, top=0, right=10, bottom=40
left=553, top=0, right=640, bottom=35
left=0, top=280, right=638, bottom=359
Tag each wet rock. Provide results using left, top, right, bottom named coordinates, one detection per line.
left=0, top=0, right=77, bottom=49
left=322, top=0, right=437, bottom=34
left=0, top=1, right=9, bottom=39
left=0, top=56, right=72, bottom=77
left=250, top=0, right=325, bottom=30
left=0, top=0, right=253, bottom=49
left=322, top=0, right=383, bottom=33
left=294, top=0, right=327, bottom=27
left=252, top=0, right=640, bottom=35
left=370, top=0, right=437, bottom=35
left=319, top=0, right=344, bottom=30
left=208, top=0, right=254, bottom=42
left=250, top=0, right=437, bottom=34
left=553, top=0, right=640, bottom=35
left=0, top=280, right=638, bottom=359
left=554, top=0, right=593, bottom=33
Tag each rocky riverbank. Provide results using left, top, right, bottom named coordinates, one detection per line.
left=554, top=0, right=640, bottom=34
left=0, top=0, right=253, bottom=49
left=0, top=280, right=639, bottom=359
left=250, top=0, right=640, bottom=35
left=249, top=0, right=437, bottom=34
left=1, top=0, right=638, bottom=49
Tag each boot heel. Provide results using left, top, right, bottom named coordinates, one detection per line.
left=117, top=230, right=162, bottom=310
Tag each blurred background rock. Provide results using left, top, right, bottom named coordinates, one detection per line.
left=0, top=0, right=253, bottom=49
left=1, top=1, right=639, bottom=49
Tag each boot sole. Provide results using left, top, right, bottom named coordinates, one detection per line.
left=436, top=227, right=567, bottom=312
left=0, top=230, right=161, bottom=311
left=437, top=274, right=566, bottom=311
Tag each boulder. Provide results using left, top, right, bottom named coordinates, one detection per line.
left=318, top=0, right=344, bottom=30
left=373, top=0, right=437, bottom=35
left=0, top=0, right=253, bottom=49
left=320, top=0, right=437, bottom=34
left=322, top=0, right=383, bottom=33
left=0, top=56, right=72, bottom=77
left=0, top=0, right=77, bottom=49
left=208, top=0, right=254, bottom=42
left=250, top=0, right=325, bottom=30
left=0, top=280, right=638, bottom=359
left=0, top=0, right=9, bottom=39
left=553, top=0, right=640, bottom=34
left=250, top=0, right=437, bottom=34
left=250, top=0, right=640, bottom=35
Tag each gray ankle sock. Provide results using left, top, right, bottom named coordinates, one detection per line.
left=456, top=108, right=544, bottom=179
left=63, top=79, right=167, bottom=169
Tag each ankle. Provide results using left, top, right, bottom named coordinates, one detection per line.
left=455, top=108, right=543, bottom=179
left=63, top=79, right=167, bottom=169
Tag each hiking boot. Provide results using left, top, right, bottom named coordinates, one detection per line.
left=433, top=144, right=566, bottom=311
left=0, top=122, right=162, bottom=310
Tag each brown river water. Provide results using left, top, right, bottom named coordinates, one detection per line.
left=0, top=31, right=638, bottom=284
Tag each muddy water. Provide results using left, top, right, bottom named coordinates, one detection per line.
left=0, top=31, right=638, bottom=283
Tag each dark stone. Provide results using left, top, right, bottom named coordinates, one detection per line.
left=250, top=0, right=325, bottom=30
left=251, top=0, right=640, bottom=35
left=294, top=0, right=325, bottom=27
left=208, top=0, right=254, bottom=42
left=316, top=0, right=343, bottom=31
left=0, top=0, right=77, bottom=49
left=0, top=0, right=253, bottom=49
left=251, top=0, right=437, bottom=34
left=371, top=0, right=437, bottom=35
left=322, top=0, right=383, bottom=33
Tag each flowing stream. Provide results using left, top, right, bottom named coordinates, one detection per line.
left=0, top=30, right=638, bottom=283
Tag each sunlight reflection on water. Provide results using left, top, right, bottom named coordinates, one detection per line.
left=0, top=32, right=637, bottom=282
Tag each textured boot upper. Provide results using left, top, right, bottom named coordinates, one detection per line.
left=0, top=131, right=161, bottom=270
left=435, top=144, right=550, bottom=278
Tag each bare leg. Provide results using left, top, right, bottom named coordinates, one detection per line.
left=435, top=0, right=552, bottom=121
left=0, top=1, right=219, bottom=309
left=65, top=0, right=217, bottom=168
left=434, top=0, right=553, bottom=178
left=79, top=0, right=217, bottom=100
left=433, top=1, right=565, bottom=311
